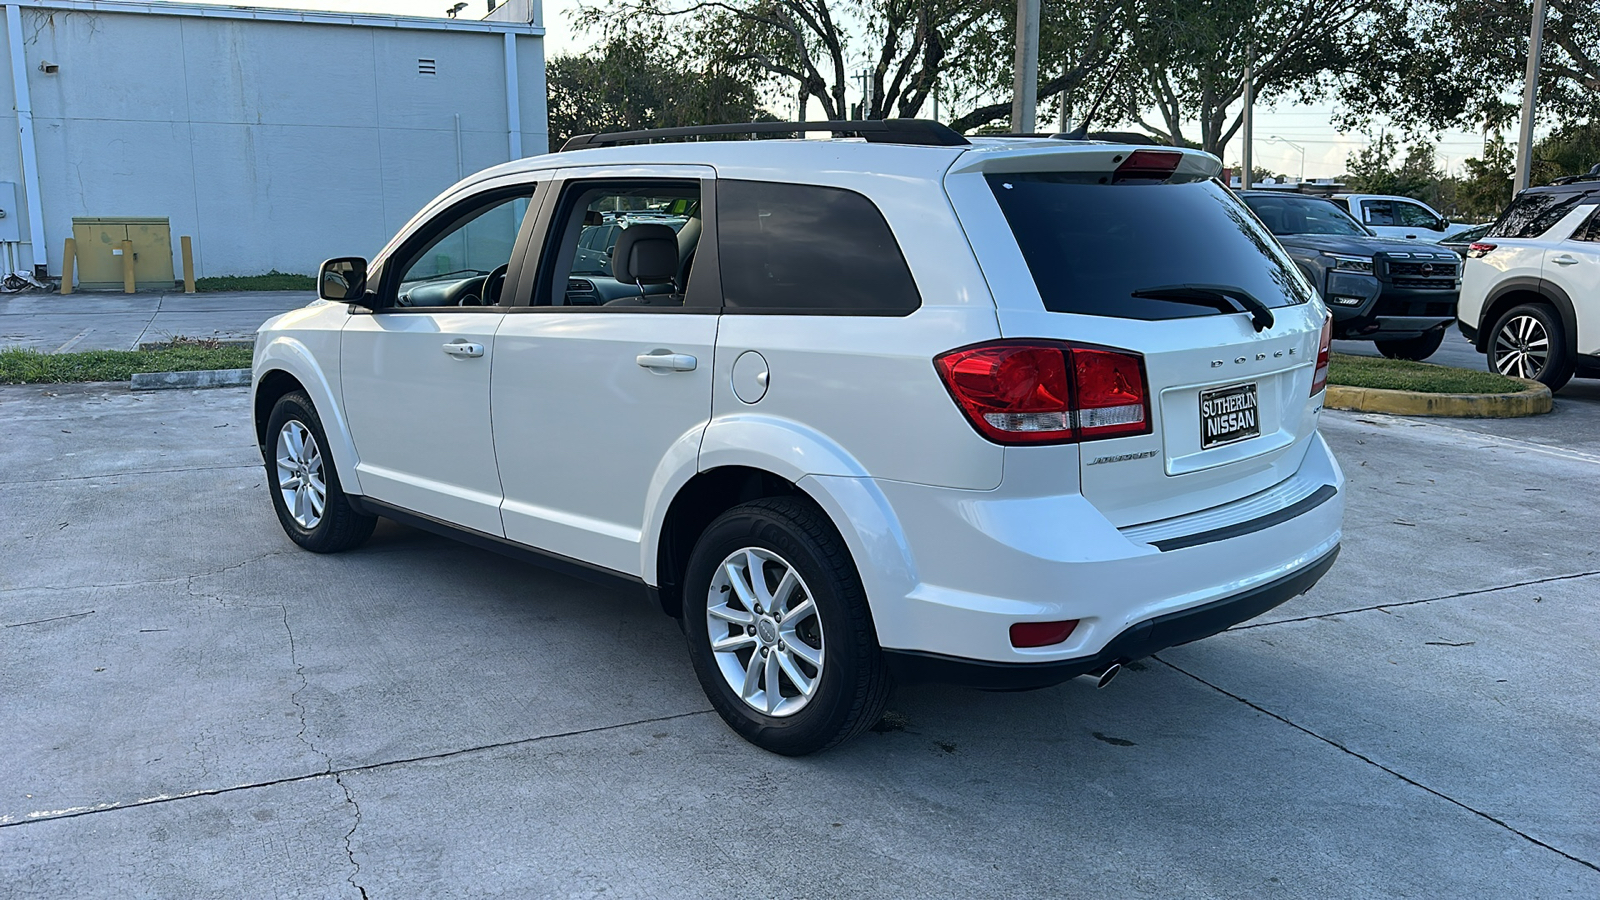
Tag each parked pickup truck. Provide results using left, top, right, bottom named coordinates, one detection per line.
left=1241, top=191, right=1460, bottom=360
left=1332, top=193, right=1476, bottom=243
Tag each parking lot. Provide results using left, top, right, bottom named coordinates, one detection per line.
left=2, top=381, right=1597, bottom=898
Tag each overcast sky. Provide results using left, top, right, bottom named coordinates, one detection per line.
left=165, top=0, right=1510, bottom=184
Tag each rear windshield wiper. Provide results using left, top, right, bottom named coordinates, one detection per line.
left=1130, top=284, right=1275, bottom=332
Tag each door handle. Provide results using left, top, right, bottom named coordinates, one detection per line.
left=442, top=341, right=485, bottom=358
left=1552, top=255, right=1580, bottom=266
left=636, top=352, right=697, bottom=372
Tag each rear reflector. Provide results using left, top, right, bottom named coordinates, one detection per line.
left=1467, top=242, right=1498, bottom=258
left=1010, top=620, right=1079, bottom=648
left=1112, top=149, right=1183, bottom=184
left=1311, top=316, right=1332, bottom=396
left=935, top=340, right=1151, bottom=445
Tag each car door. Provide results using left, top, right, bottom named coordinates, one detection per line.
left=341, top=183, right=542, bottom=536
left=490, top=167, right=719, bottom=576
left=1545, top=205, right=1600, bottom=355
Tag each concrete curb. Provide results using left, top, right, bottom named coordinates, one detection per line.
left=130, top=368, right=251, bottom=391
left=1325, top=377, right=1552, bottom=418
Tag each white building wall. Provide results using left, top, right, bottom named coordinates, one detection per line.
left=0, top=2, right=547, bottom=279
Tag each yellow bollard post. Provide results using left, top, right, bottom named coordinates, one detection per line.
left=121, top=239, right=135, bottom=293
left=180, top=235, right=195, bottom=293
left=61, top=237, right=76, bottom=295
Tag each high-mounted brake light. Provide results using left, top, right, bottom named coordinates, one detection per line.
left=1112, top=149, right=1183, bottom=184
left=1311, top=316, right=1332, bottom=396
left=934, top=340, right=1151, bottom=445
left=1467, top=242, right=1498, bottom=258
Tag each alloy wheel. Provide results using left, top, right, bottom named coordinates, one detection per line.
left=275, top=420, right=327, bottom=529
left=705, top=547, right=824, bottom=717
left=1492, top=314, right=1550, bottom=380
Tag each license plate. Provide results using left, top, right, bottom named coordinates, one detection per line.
left=1200, top=382, right=1260, bottom=449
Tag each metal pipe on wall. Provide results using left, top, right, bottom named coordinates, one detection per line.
left=504, top=32, right=522, bottom=160
left=4, top=4, right=49, bottom=277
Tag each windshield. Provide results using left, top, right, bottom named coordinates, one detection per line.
left=987, top=176, right=1313, bottom=320
left=1241, top=195, right=1370, bottom=237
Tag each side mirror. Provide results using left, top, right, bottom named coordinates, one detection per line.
left=1434, top=217, right=1449, bottom=231
left=319, top=257, right=371, bottom=304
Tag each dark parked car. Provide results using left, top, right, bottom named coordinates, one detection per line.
left=1240, top=191, right=1461, bottom=360
left=1438, top=222, right=1494, bottom=257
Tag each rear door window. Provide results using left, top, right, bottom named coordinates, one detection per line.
left=1361, top=200, right=1396, bottom=226
left=716, top=180, right=921, bottom=315
left=987, top=176, right=1313, bottom=320
left=1491, top=190, right=1599, bottom=239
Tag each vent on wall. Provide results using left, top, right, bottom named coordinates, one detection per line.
left=418, top=58, right=437, bottom=76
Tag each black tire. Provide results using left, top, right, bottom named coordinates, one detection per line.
left=1488, top=303, right=1574, bottom=391
left=264, top=391, right=376, bottom=553
left=682, top=498, right=891, bottom=756
left=1375, top=329, right=1445, bottom=361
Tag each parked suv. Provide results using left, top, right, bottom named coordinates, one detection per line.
left=1457, top=172, right=1600, bottom=389
left=255, top=122, right=1344, bottom=755
left=1239, top=191, right=1461, bottom=360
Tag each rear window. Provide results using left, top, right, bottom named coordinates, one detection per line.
left=987, top=176, right=1313, bottom=320
left=1490, top=189, right=1600, bottom=239
left=716, top=180, right=921, bottom=315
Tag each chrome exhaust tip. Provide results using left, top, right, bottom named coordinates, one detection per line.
left=1077, top=662, right=1122, bottom=689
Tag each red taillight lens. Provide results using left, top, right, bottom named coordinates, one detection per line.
left=1467, top=242, right=1498, bottom=258
left=1113, top=149, right=1183, bottom=183
left=1311, top=316, right=1332, bottom=396
left=1010, top=620, right=1079, bottom=648
left=934, top=340, right=1150, bottom=445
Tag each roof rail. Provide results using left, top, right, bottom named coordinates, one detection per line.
left=560, top=119, right=969, bottom=152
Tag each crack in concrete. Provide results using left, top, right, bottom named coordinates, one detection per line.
left=1235, top=569, right=1600, bottom=631
left=2, top=550, right=290, bottom=599
left=0, top=463, right=260, bottom=486
left=0, top=709, right=714, bottom=829
left=1154, top=656, right=1600, bottom=874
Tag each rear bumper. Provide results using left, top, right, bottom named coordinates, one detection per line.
left=884, top=544, right=1340, bottom=690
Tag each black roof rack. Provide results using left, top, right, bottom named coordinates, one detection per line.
left=560, top=119, right=969, bottom=152
left=1548, top=163, right=1600, bottom=186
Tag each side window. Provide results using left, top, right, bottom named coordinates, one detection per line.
left=391, top=190, right=534, bottom=308
left=1396, top=202, right=1439, bottom=229
left=1361, top=200, right=1395, bottom=226
left=1490, top=191, right=1595, bottom=239
left=536, top=181, right=702, bottom=309
left=1572, top=208, right=1600, bottom=243
left=717, top=180, right=921, bottom=315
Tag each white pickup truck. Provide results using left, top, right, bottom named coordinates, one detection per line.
left=1332, top=193, right=1476, bottom=242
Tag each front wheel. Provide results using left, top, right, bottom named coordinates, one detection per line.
left=1375, top=329, right=1445, bottom=361
left=682, top=498, right=891, bottom=756
left=1489, top=304, right=1573, bottom=391
left=265, top=391, right=376, bottom=553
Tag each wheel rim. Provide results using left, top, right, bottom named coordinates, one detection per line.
left=705, top=547, right=824, bottom=718
left=275, top=420, right=327, bottom=530
left=1493, top=315, right=1550, bottom=380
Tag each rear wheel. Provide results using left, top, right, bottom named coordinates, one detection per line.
left=265, top=392, right=376, bottom=553
left=1375, top=329, right=1444, bottom=361
left=682, top=498, right=890, bottom=756
left=1489, top=303, right=1573, bottom=391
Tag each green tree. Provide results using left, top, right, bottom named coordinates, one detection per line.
left=1343, top=133, right=1445, bottom=203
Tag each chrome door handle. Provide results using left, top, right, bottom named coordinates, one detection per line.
left=1552, top=255, right=1580, bottom=266
left=636, top=352, right=697, bottom=372
left=442, top=341, right=485, bottom=358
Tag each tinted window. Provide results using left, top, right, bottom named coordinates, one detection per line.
left=1573, top=208, right=1600, bottom=243
left=1490, top=189, right=1600, bottom=239
left=1396, top=202, right=1440, bottom=228
left=988, top=176, right=1312, bottom=321
left=1362, top=200, right=1395, bottom=226
left=1242, top=195, right=1369, bottom=237
left=717, top=180, right=920, bottom=314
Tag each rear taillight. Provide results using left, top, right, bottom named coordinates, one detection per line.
left=1311, top=316, right=1332, bottom=396
left=934, top=340, right=1151, bottom=445
left=1113, top=149, right=1183, bottom=184
left=1467, top=242, right=1498, bottom=258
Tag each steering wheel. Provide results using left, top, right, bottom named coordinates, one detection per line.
left=483, top=264, right=509, bottom=306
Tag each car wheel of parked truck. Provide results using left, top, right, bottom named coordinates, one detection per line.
left=682, top=498, right=893, bottom=756
left=265, top=392, right=376, bottom=553
left=1374, top=329, right=1445, bottom=361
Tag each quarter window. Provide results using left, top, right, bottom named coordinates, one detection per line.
left=716, top=180, right=921, bottom=315
left=1490, top=190, right=1600, bottom=239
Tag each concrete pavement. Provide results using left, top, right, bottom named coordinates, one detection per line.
left=0, top=290, right=312, bottom=352
left=1, top=383, right=1596, bottom=897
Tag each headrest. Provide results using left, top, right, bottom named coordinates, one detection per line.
left=613, top=223, right=678, bottom=285
left=583, top=209, right=604, bottom=226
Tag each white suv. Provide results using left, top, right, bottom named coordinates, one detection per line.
left=253, top=121, right=1344, bottom=755
left=1457, top=177, right=1600, bottom=390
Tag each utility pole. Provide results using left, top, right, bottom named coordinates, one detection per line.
left=1011, top=0, right=1040, bottom=133
left=1513, top=0, right=1548, bottom=193
left=1241, top=56, right=1254, bottom=188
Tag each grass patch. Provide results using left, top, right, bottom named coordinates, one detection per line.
left=0, top=345, right=253, bottom=384
left=1328, top=352, right=1526, bottom=394
left=193, top=270, right=315, bottom=292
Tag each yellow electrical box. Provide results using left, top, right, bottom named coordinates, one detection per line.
left=71, top=218, right=175, bottom=291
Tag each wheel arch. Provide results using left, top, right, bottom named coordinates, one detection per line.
left=1478, top=278, right=1577, bottom=356
left=252, top=338, right=364, bottom=495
